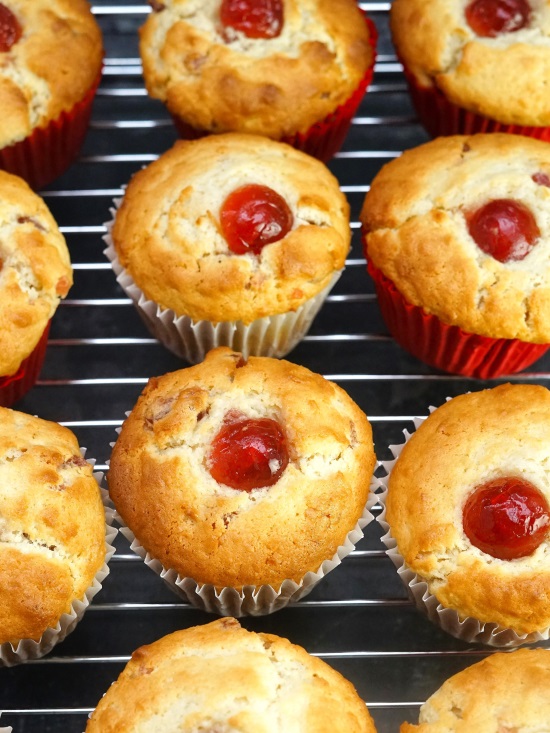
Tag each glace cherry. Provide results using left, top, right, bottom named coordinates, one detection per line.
left=0, top=3, right=21, bottom=52
left=220, top=0, right=283, bottom=39
left=466, top=198, right=540, bottom=262
left=465, top=0, right=531, bottom=37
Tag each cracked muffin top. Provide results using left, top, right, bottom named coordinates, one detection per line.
left=360, top=133, right=550, bottom=344
left=86, top=618, right=378, bottom=733
left=0, top=407, right=107, bottom=645
left=385, top=383, right=550, bottom=636
left=401, top=648, right=550, bottom=732
left=139, top=0, right=374, bottom=139
left=390, top=0, right=550, bottom=127
left=112, top=133, right=351, bottom=324
left=108, top=347, right=376, bottom=589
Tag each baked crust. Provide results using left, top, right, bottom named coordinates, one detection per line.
left=0, top=407, right=107, bottom=644
left=108, top=347, right=376, bottom=588
left=401, top=648, right=550, bottom=732
left=361, top=133, right=550, bottom=343
left=386, top=383, right=550, bottom=635
left=0, top=0, right=103, bottom=148
left=390, top=0, right=550, bottom=126
left=0, top=170, right=72, bottom=376
left=86, top=617, right=377, bottom=733
left=139, top=0, right=374, bottom=138
left=112, top=133, right=350, bottom=324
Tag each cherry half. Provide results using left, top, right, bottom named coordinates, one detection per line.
left=220, top=183, right=293, bottom=255
left=463, top=476, right=550, bottom=560
left=533, top=172, right=550, bottom=187
left=220, top=0, right=283, bottom=39
left=0, top=3, right=21, bottom=52
left=465, top=0, right=531, bottom=37
left=208, top=415, right=289, bottom=491
left=466, top=198, right=540, bottom=262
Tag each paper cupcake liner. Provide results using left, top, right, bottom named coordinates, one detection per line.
left=104, top=209, right=341, bottom=363
left=0, top=321, right=51, bottom=408
left=376, top=409, right=550, bottom=648
left=0, top=455, right=118, bottom=666
left=170, top=14, right=377, bottom=162
left=366, top=259, right=549, bottom=378
left=0, top=69, right=102, bottom=190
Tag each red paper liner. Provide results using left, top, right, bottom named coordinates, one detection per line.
left=0, top=321, right=51, bottom=407
left=401, top=63, right=550, bottom=141
left=171, top=14, right=377, bottom=162
left=366, top=259, right=549, bottom=379
left=0, top=70, right=102, bottom=190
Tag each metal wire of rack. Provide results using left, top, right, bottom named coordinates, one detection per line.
left=1, top=2, right=549, bottom=732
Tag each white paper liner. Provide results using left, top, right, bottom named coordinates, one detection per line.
left=377, top=409, right=550, bottom=648
left=104, top=205, right=341, bottom=363
left=0, top=452, right=118, bottom=666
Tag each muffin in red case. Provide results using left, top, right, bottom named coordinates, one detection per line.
left=0, top=0, right=103, bottom=190
left=139, top=0, right=376, bottom=162
left=361, top=133, right=550, bottom=378
left=390, top=0, right=550, bottom=140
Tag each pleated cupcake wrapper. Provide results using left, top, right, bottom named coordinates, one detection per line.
left=0, top=321, right=51, bottom=408
left=104, top=206, right=341, bottom=363
left=0, top=454, right=118, bottom=666
left=376, top=409, right=550, bottom=648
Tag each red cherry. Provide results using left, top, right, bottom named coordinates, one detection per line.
left=220, top=0, right=283, bottom=39
left=220, top=183, right=293, bottom=255
left=208, top=415, right=289, bottom=491
left=533, top=172, right=550, bottom=187
left=465, top=0, right=531, bottom=37
left=466, top=198, right=540, bottom=262
left=463, top=477, right=550, bottom=560
left=0, top=3, right=21, bottom=52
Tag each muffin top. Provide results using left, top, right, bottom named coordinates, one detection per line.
left=139, top=0, right=374, bottom=139
left=108, top=347, right=376, bottom=589
left=0, top=170, right=72, bottom=376
left=111, top=133, right=351, bottom=324
left=390, top=0, right=550, bottom=126
left=86, top=617, right=377, bottom=733
left=361, top=133, right=550, bottom=343
left=0, top=407, right=107, bottom=645
left=0, top=0, right=103, bottom=148
left=401, top=648, right=550, bottom=732
left=385, top=383, right=550, bottom=635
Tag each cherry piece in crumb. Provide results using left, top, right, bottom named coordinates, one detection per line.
left=465, top=0, right=530, bottom=37
left=220, top=0, right=283, bottom=39
left=466, top=198, right=540, bottom=262
left=0, top=3, right=21, bottom=52
left=220, top=183, right=293, bottom=255
left=209, top=416, right=289, bottom=491
left=533, top=172, right=550, bottom=187
left=463, top=476, right=550, bottom=560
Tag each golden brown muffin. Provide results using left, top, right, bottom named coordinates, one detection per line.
left=0, top=169, right=72, bottom=377
left=385, top=383, right=550, bottom=636
left=139, top=0, right=374, bottom=140
left=108, top=347, right=376, bottom=589
left=401, top=648, right=550, bottom=732
left=0, top=0, right=103, bottom=148
left=361, top=133, right=550, bottom=344
left=0, top=407, right=107, bottom=645
left=86, top=618, right=378, bottom=733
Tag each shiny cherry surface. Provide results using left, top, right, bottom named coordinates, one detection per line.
left=463, top=476, right=550, bottom=559
left=220, top=0, right=283, bottom=39
left=209, top=416, right=289, bottom=491
left=220, top=183, right=293, bottom=255
left=466, top=198, right=540, bottom=262
left=0, top=3, right=21, bottom=52
left=465, top=0, right=530, bottom=37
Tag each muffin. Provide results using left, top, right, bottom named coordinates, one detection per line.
left=0, top=0, right=103, bottom=190
left=105, top=133, right=351, bottom=363
left=360, top=133, right=550, bottom=378
left=401, top=648, right=550, bottom=732
left=0, top=406, right=116, bottom=665
left=391, top=0, right=550, bottom=140
left=0, top=169, right=72, bottom=406
left=87, top=617, right=378, bottom=732
left=379, top=383, right=550, bottom=647
left=139, top=0, right=376, bottom=161
left=108, top=346, right=377, bottom=616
